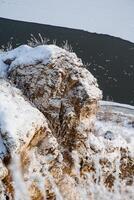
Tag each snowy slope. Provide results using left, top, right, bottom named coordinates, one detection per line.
left=0, top=0, right=134, bottom=43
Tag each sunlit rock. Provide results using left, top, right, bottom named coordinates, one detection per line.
left=0, top=45, right=133, bottom=199
left=0, top=79, right=61, bottom=199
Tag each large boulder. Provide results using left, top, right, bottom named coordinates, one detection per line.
left=0, top=45, right=133, bottom=200
left=0, top=45, right=102, bottom=199
left=8, top=45, right=102, bottom=159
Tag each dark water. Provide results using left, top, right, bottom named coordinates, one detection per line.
left=0, top=18, right=134, bottom=105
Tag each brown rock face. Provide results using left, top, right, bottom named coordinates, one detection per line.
left=0, top=46, right=102, bottom=199
left=9, top=50, right=102, bottom=157
left=0, top=80, right=62, bottom=199
left=0, top=46, right=100, bottom=199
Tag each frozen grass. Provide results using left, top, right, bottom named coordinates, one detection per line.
left=27, top=34, right=73, bottom=52
left=8, top=149, right=133, bottom=200
left=27, top=33, right=50, bottom=47
left=0, top=41, right=13, bottom=52
left=61, top=40, right=73, bottom=52
left=0, top=34, right=73, bottom=55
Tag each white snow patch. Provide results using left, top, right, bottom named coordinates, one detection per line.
left=92, top=117, right=134, bottom=157
left=0, top=44, right=80, bottom=78
left=0, top=134, right=7, bottom=159
left=0, top=79, right=46, bottom=151
left=0, top=59, right=9, bottom=78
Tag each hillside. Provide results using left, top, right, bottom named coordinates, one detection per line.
left=0, top=18, right=134, bottom=105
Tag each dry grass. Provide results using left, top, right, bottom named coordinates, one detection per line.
left=27, top=33, right=50, bottom=47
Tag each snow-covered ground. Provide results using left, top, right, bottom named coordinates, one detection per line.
left=93, top=101, right=134, bottom=158
left=0, top=0, right=134, bottom=43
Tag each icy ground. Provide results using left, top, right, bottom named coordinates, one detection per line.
left=0, top=0, right=134, bottom=42
left=92, top=102, right=134, bottom=157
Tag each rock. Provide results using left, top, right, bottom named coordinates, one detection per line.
left=0, top=79, right=62, bottom=199
left=104, top=131, right=114, bottom=140
left=0, top=45, right=133, bottom=199
left=0, top=45, right=102, bottom=199
left=0, top=79, right=50, bottom=152
left=8, top=46, right=101, bottom=157
left=0, top=160, right=8, bottom=180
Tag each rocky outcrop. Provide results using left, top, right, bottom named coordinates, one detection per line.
left=0, top=79, right=62, bottom=199
left=8, top=45, right=101, bottom=163
left=0, top=45, right=133, bottom=200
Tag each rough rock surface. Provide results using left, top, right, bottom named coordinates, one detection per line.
left=0, top=45, right=133, bottom=200
left=0, top=79, right=51, bottom=152
left=8, top=46, right=102, bottom=160
left=0, top=79, right=62, bottom=199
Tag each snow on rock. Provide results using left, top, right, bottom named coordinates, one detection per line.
left=8, top=45, right=102, bottom=162
left=0, top=44, right=133, bottom=199
left=0, top=79, right=62, bottom=199
left=0, top=44, right=82, bottom=78
left=0, top=159, right=8, bottom=180
left=94, top=107, right=134, bottom=159
left=0, top=79, right=49, bottom=152
left=0, top=44, right=103, bottom=199
left=94, top=120, right=134, bottom=153
left=0, top=59, right=8, bottom=78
